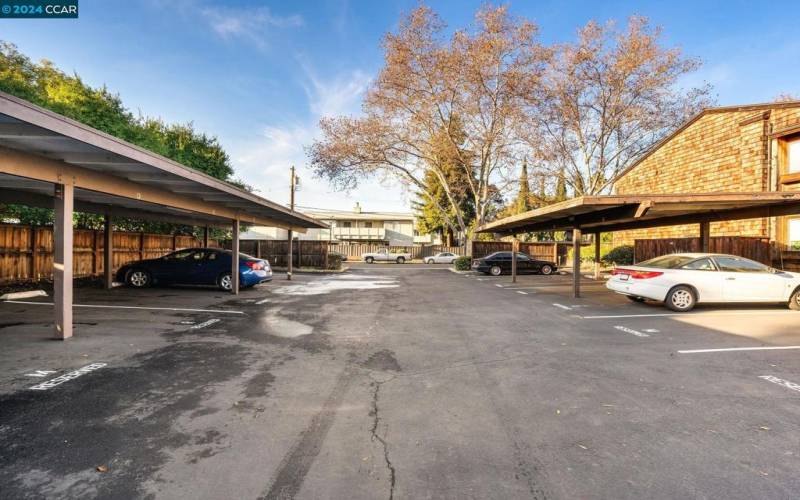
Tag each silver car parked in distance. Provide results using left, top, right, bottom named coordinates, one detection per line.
left=424, top=252, right=458, bottom=264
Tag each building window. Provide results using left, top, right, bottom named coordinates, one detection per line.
left=790, top=218, right=800, bottom=250
left=790, top=138, right=800, bottom=174
left=342, top=221, right=352, bottom=228
left=363, top=222, right=373, bottom=228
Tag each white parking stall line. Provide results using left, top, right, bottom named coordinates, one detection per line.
left=516, top=291, right=528, bottom=295
left=759, top=375, right=800, bottom=393
left=678, top=346, right=800, bottom=354
left=582, top=310, right=797, bottom=320
left=495, top=284, right=504, bottom=287
left=256, top=298, right=270, bottom=305
left=190, top=318, right=221, bottom=330
left=2, top=300, right=245, bottom=315
left=26, top=370, right=57, bottom=378
left=614, top=325, right=649, bottom=338
left=553, top=303, right=572, bottom=311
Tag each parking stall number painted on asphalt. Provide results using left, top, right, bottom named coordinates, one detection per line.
left=29, top=363, right=107, bottom=391
left=614, top=325, right=650, bottom=338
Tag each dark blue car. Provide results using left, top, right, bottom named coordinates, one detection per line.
left=115, top=248, right=272, bottom=291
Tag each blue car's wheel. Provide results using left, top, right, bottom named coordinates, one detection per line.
left=218, top=272, right=233, bottom=291
left=126, top=269, right=150, bottom=288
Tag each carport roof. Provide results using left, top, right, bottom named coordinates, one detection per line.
left=477, top=192, right=800, bottom=234
left=0, top=91, right=326, bottom=230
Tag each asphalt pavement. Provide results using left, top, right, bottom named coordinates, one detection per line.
left=1, top=268, right=800, bottom=499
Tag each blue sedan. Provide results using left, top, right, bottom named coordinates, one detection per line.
left=115, top=248, right=272, bottom=291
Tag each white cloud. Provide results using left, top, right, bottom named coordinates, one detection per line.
left=300, top=62, right=371, bottom=118
left=226, top=68, right=410, bottom=212
left=201, top=6, right=304, bottom=49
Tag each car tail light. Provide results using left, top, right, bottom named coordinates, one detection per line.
left=612, top=268, right=663, bottom=279
left=243, top=260, right=264, bottom=270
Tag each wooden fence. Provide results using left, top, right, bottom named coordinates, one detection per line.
left=633, top=237, right=772, bottom=265
left=0, top=223, right=214, bottom=283
left=226, top=240, right=329, bottom=269
left=328, top=242, right=464, bottom=260
left=776, top=250, right=800, bottom=271
left=470, top=241, right=571, bottom=265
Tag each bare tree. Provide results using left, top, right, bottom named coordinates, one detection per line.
left=308, top=5, right=548, bottom=237
left=525, top=17, right=713, bottom=196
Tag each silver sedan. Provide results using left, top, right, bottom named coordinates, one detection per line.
left=424, top=252, right=458, bottom=264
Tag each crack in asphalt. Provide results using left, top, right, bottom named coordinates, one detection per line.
left=369, top=378, right=397, bottom=500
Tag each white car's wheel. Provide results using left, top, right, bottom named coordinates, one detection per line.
left=126, top=269, right=150, bottom=288
left=425, top=258, right=433, bottom=264
left=665, top=285, right=696, bottom=312
left=789, top=288, right=800, bottom=311
left=365, top=256, right=374, bottom=264
left=490, top=265, right=502, bottom=276
left=396, top=256, right=405, bottom=264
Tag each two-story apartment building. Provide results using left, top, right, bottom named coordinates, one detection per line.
left=241, top=203, right=440, bottom=246
left=613, top=101, right=800, bottom=250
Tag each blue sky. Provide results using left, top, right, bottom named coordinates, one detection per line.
left=2, top=0, right=799, bottom=212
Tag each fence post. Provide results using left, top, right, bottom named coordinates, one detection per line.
left=172, top=234, right=177, bottom=251
left=30, top=225, right=38, bottom=281
left=139, top=232, right=145, bottom=261
left=91, top=229, right=99, bottom=275
left=552, top=243, right=558, bottom=265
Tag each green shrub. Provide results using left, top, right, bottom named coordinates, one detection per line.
left=602, top=245, right=634, bottom=266
left=326, top=254, right=344, bottom=270
left=454, top=256, right=472, bottom=271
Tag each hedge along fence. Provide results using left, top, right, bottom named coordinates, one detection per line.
left=0, top=223, right=215, bottom=283
left=328, top=242, right=464, bottom=260
left=470, top=240, right=571, bottom=265
left=224, top=240, right=330, bottom=269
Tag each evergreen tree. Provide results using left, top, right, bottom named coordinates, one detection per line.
left=555, top=168, right=568, bottom=202
left=514, top=158, right=532, bottom=214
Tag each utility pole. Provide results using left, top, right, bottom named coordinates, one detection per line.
left=287, top=165, right=296, bottom=280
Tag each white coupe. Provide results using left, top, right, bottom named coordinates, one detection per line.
left=606, top=253, right=800, bottom=312
left=424, top=252, right=458, bottom=264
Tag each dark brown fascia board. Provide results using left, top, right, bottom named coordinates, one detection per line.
left=771, top=124, right=800, bottom=139
left=478, top=192, right=800, bottom=234
left=0, top=92, right=326, bottom=229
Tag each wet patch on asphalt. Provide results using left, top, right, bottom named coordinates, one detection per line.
left=362, top=350, right=402, bottom=372
left=0, top=341, right=250, bottom=499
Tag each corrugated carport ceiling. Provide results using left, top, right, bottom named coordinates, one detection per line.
left=0, top=96, right=326, bottom=229
left=0, top=172, right=231, bottom=227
